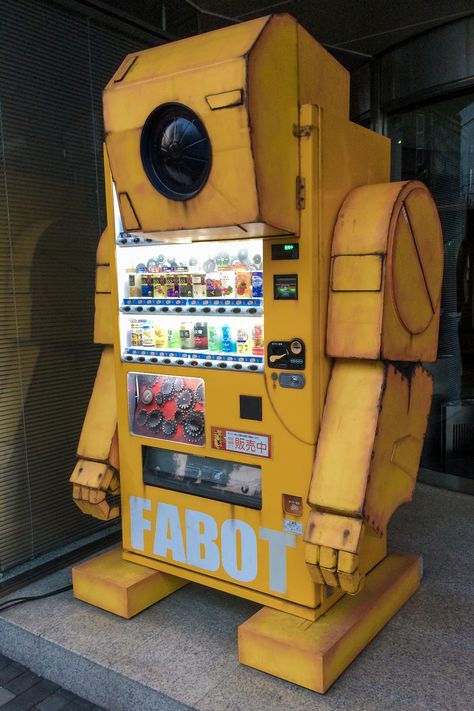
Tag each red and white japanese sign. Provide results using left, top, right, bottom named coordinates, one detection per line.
left=211, top=426, right=272, bottom=459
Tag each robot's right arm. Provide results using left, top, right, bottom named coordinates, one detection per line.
left=69, top=226, right=120, bottom=520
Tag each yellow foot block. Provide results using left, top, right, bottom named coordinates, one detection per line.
left=238, top=552, right=421, bottom=694
left=72, top=547, right=187, bottom=618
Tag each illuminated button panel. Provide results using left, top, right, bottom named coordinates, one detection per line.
left=267, top=339, right=305, bottom=370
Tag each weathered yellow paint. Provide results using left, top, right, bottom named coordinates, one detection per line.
left=331, top=254, right=383, bottom=292
left=95, top=265, right=111, bottom=293
left=93, top=292, right=114, bottom=344
left=297, top=23, right=349, bottom=117
left=363, top=365, right=433, bottom=533
left=72, top=547, right=187, bottom=618
left=307, top=361, right=386, bottom=515
left=305, top=511, right=364, bottom=553
left=77, top=347, right=116, bottom=461
left=307, top=362, right=433, bottom=534
left=238, top=553, right=421, bottom=693
left=103, top=15, right=349, bottom=239
left=327, top=180, right=443, bottom=362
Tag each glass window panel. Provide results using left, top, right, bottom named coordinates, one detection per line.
left=387, top=94, right=474, bottom=480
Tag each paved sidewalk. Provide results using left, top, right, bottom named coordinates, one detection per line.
left=0, top=655, right=103, bottom=711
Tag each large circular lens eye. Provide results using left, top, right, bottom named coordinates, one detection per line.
left=140, top=103, right=212, bottom=201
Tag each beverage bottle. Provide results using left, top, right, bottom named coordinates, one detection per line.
left=154, top=324, right=167, bottom=348
left=221, top=324, right=236, bottom=353
left=167, top=326, right=180, bottom=349
left=208, top=325, right=221, bottom=353
left=180, top=322, right=193, bottom=349
left=193, top=322, right=208, bottom=350
left=252, top=323, right=264, bottom=356
left=237, top=326, right=253, bottom=355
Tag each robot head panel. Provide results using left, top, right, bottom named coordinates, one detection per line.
left=103, top=14, right=348, bottom=241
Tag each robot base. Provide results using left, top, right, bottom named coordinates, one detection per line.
left=238, top=553, right=421, bottom=694
left=72, top=547, right=187, bottom=619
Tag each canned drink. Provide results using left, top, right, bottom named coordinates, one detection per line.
left=193, top=322, right=208, bottom=350
left=235, top=271, right=252, bottom=298
left=192, top=274, right=206, bottom=298
left=221, top=271, right=235, bottom=297
left=141, top=274, right=153, bottom=297
left=251, top=271, right=263, bottom=298
left=206, top=272, right=222, bottom=297
left=166, top=275, right=179, bottom=298
left=128, top=274, right=141, bottom=298
left=153, top=275, right=166, bottom=298
left=180, top=322, right=193, bottom=349
left=179, top=275, right=194, bottom=297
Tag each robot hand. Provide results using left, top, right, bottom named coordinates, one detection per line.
left=70, top=459, right=120, bottom=520
left=305, top=542, right=364, bottom=595
left=304, top=511, right=366, bottom=594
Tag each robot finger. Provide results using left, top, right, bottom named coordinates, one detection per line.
left=304, top=543, right=325, bottom=585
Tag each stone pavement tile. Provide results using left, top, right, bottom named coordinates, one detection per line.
left=111, top=584, right=258, bottom=707
left=0, top=621, right=41, bottom=672
left=4, top=672, right=41, bottom=696
left=0, top=658, right=10, bottom=672
left=60, top=700, right=94, bottom=710
left=0, top=679, right=59, bottom=711
left=0, top=687, right=15, bottom=707
left=38, top=641, right=109, bottom=711
left=0, top=665, right=26, bottom=686
left=35, top=691, right=73, bottom=711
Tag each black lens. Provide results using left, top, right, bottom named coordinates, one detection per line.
left=141, top=103, right=211, bottom=201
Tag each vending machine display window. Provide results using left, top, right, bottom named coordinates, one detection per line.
left=116, top=239, right=265, bottom=372
left=128, top=373, right=205, bottom=446
left=142, top=446, right=262, bottom=509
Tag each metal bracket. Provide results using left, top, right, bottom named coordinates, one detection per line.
left=296, top=176, right=306, bottom=210
left=292, top=124, right=314, bottom=137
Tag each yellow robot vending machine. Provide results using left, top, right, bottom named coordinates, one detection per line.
left=71, top=14, right=443, bottom=693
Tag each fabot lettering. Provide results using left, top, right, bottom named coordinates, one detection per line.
left=130, top=496, right=296, bottom=594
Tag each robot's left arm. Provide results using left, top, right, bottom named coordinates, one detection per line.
left=305, top=180, right=443, bottom=593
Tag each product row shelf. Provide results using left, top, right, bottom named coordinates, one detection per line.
left=122, top=348, right=264, bottom=372
left=120, top=297, right=263, bottom=316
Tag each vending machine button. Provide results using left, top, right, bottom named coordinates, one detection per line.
left=120, top=237, right=127, bottom=244
left=247, top=307, right=257, bottom=314
left=217, top=307, right=226, bottom=313
left=136, top=306, right=143, bottom=312
left=218, top=362, right=227, bottom=368
left=190, top=360, right=198, bottom=366
left=123, top=306, right=131, bottom=312
left=150, top=357, right=158, bottom=363
left=203, top=307, right=211, bottom=313
left=149, top=307, right=156, bottom=312
left=174, top=307, right=183, bottom=313
left=176, top=359, right=184, bottom=365
left=161, top=307, right=169, bottom=312
left=126, top=355, right=133, bottom=361
left=232, top=307, right=241, bottom=313
left=248, top=364, right=258, bottom=371
left=145, top=238, right=153, bottom=243
left=204, top=361, right=212, bottom=367
left=163, top=358, right=171, bottom=364
left=233, top=363, right=243, bottom=370
left=138, top=356, right=145, bottom=362
left=188, top=307, right=196, bottom=313
left=133, top=237, right=140, bottom=243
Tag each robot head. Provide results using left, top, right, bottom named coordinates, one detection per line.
left=103, top=14, right=348, bottom=240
